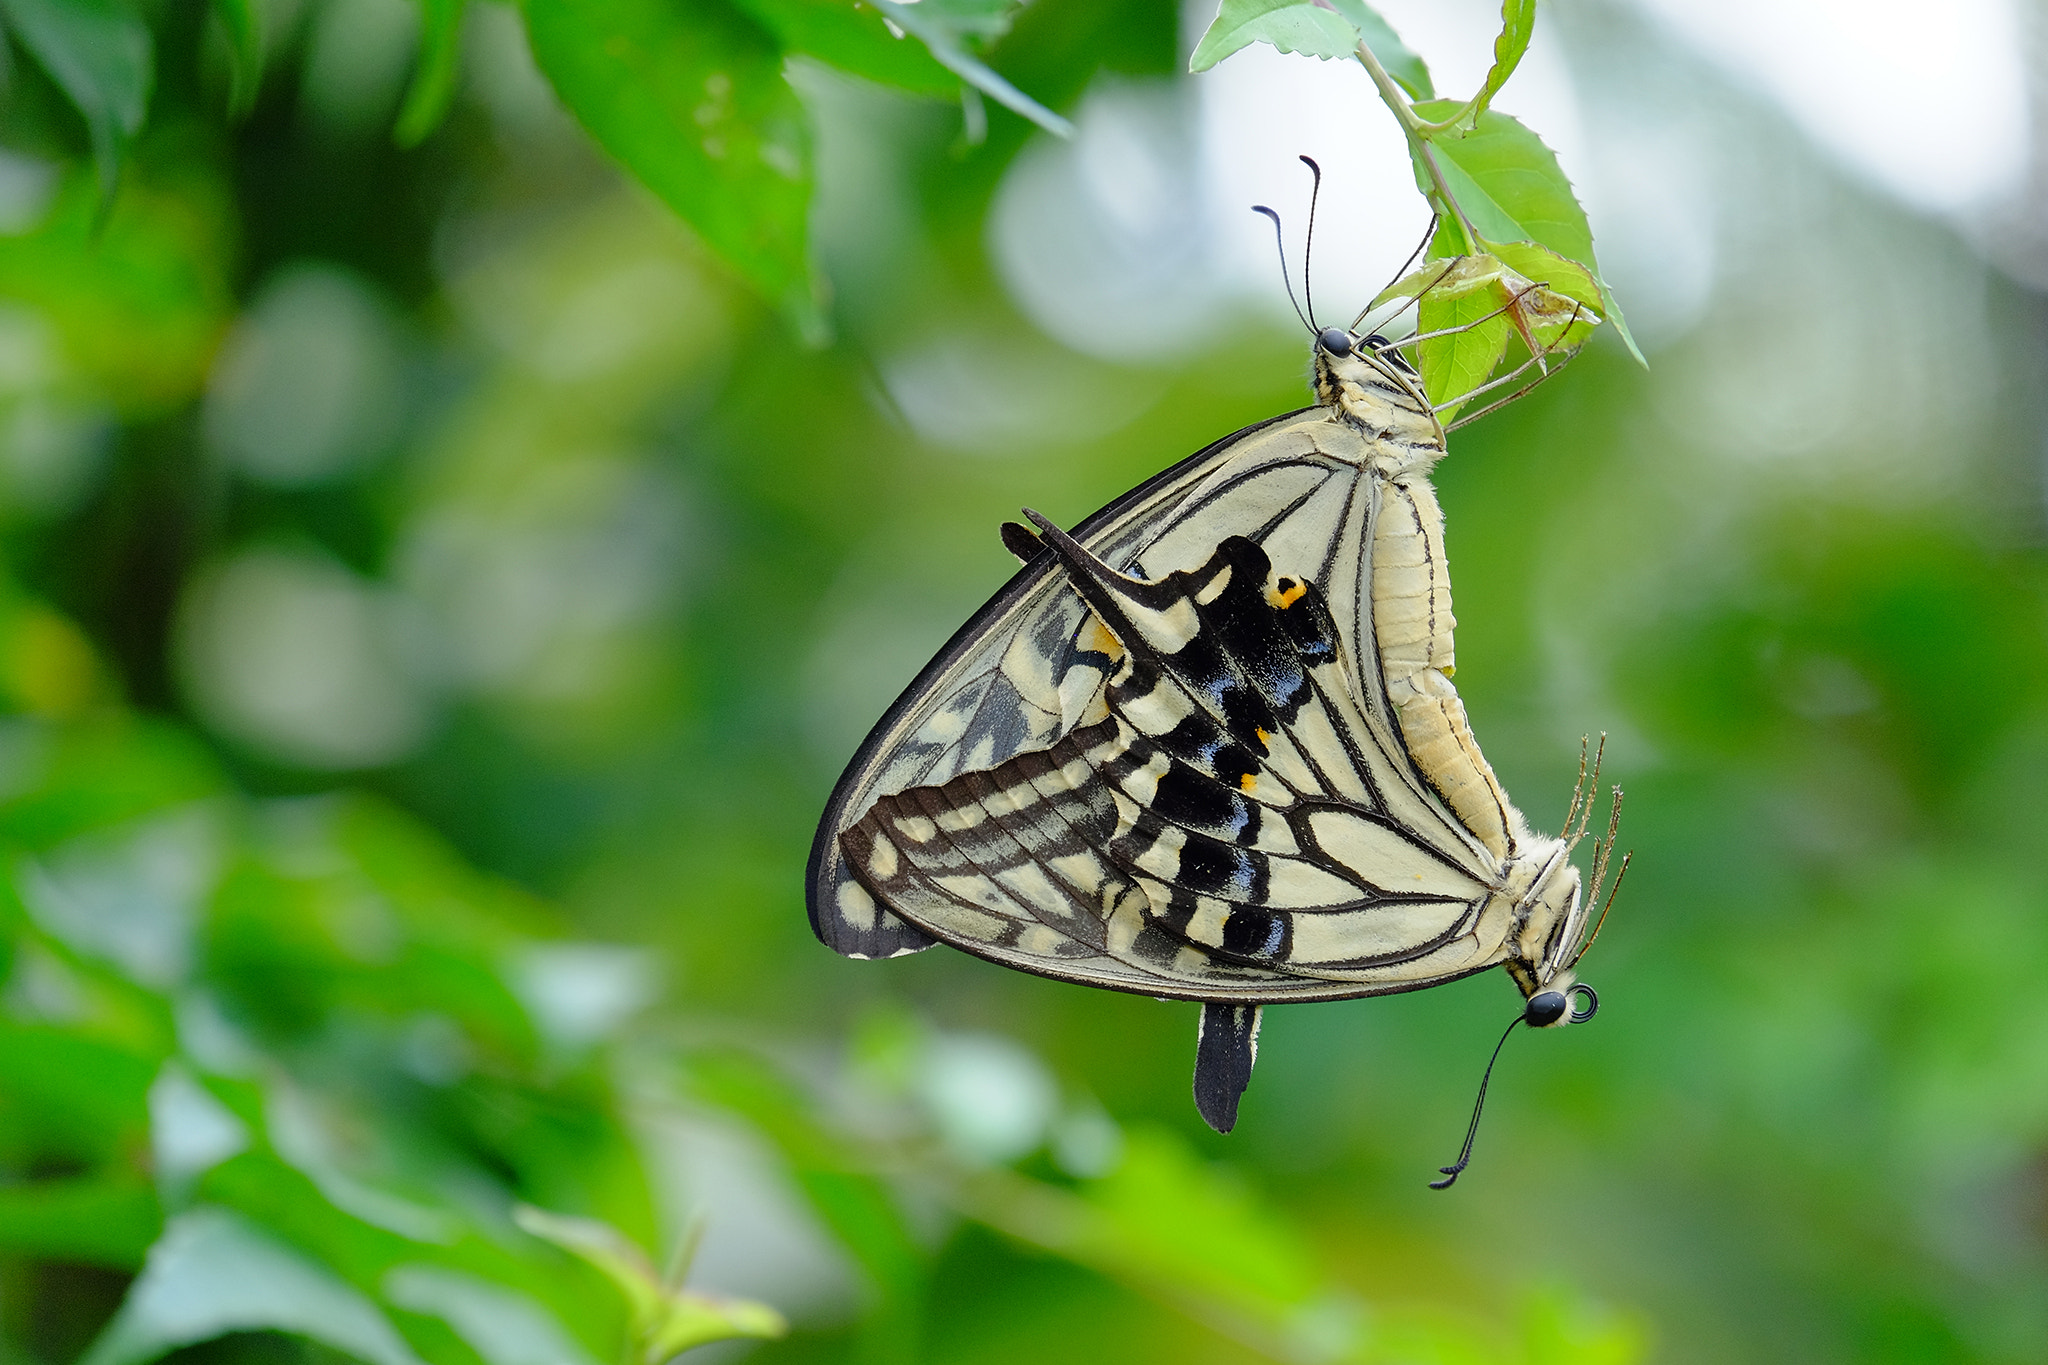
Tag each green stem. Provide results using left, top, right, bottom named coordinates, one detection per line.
left=1352, top=39, right=1480, bottom=255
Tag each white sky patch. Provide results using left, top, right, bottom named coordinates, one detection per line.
left=1626, top=0, right=2028, bottom=212
left=1000, top=0, right=2025, bottom=365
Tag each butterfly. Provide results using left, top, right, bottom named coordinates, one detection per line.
left=806, top=224, right=1626, bottom=1170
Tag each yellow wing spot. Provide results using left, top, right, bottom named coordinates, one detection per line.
left=1442, top=664, right=1456, bottom=678
left=1254, top=726, right=1270, bottom=749
left=1239, top=773, right=1258, bottom=794
left=1267, top=579, right=1308, bottom=609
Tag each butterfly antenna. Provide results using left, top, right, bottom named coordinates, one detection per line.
left=1353, top=212, right=1441, bottom=332
left=1430, top=1009, right=1525, bottom=1190
left=1251, top=205, right=1313, bottom=335
left=1298, top=155, right=1323, bottom=329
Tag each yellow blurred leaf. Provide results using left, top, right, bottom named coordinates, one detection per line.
left=3, top=602, right=104, bottom=718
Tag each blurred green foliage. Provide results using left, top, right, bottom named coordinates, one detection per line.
left=1, top=0, right=2046, bottom=1362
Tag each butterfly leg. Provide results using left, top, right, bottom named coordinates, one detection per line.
left=1193, top=1002, right=1262, bottom=1134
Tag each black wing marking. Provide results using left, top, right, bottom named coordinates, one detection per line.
left=839, top=534, right=1510, bottom=1001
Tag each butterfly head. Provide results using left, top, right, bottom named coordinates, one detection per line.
left=1313, top=326, right=1415, bottom=373
left=1312, top=330, right=1439, bottom=450
left=1523, top=977, right=1599, bottom=1029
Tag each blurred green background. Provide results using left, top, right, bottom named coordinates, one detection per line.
left=3, top=0, right=2047, bottom=1361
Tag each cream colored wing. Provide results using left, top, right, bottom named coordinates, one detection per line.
left=834, top=519, right=1520, bottom=1003
left=808, top=407, right=1492, bottom=966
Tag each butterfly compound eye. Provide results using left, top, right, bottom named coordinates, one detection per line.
left=1317, top=326, right=1353, bottom=357
left=1524, top=990, right=1569, bottom=1027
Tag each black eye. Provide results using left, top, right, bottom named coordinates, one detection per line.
left=1524, top=990, right=1568, bottom=1027
left=1316, top=327, right=1353, bottom=357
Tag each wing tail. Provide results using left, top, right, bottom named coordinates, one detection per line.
left=1193, top=1002, right=1261, bottom=1133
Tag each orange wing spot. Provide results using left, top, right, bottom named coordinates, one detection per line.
left=1254, top=726, right=1270, bottom=749
left=1239, top=773, right=1258, bottom=793
left=1081, top=617, right=1125, bottom=659
left=1266, top=578, right=1308, bottom=609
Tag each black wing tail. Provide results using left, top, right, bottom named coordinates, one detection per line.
left=1193, top=1002, right=1262, bottom=1133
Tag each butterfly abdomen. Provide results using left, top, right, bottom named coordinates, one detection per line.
left=1371, top=472, right=1521, bottom=860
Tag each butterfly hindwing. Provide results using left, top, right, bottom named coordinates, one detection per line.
left=833, top=511, right=1508, bottom=1002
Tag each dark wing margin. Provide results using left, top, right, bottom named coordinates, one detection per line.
left=806, top=409, right=1312, bottom=959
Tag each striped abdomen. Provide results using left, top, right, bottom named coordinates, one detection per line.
left=1371, top=473, right=1519, bottom=858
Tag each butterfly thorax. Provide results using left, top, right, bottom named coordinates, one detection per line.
left=1499, top=840, right=1585, bottom=1000
left=1313, top=347, right=1444, bottom=475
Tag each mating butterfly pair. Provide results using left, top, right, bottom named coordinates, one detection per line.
left=806, top=254, right=1625, bottom=1184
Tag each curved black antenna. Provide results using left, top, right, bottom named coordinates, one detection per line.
left=1429, top=1009, right=1524, bottom=1190
left=1251, top=205, right=1313, bottom=335
left=1298, top=155, right=1323, bottom=330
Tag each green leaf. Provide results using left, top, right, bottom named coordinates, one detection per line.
left=510, top=1206, right=785, bottom=1361
left=1486, top=238, right=1603, bottom=341
left=728, top=0, right=955, bottom=96
left=1408, top=258, right=1512, bottom=418
left=0, top=716, right=223, bottom=848
left=0, top=1175, right=161, bottom=1268
left=79, top=1207, right=425, bottom=1365
left=522, top=0, right=818, bottom=334
left=1409, top=104, right=1643, bottom=364
left=210, top=0, right=261, bottom=117
left=394, top=0, right=468, bottom=147
left=0, top=1020, right=158, bottom=1163
left=1188, top=0, right=1357, bottom=73
left=640, top=1292, right=787, bottom=1362
left=0, top=0, right=152, bottom=198
left=873, top=0, right=1071, bottom=137
left=1373, top=252, right=1598, bottom=414
left=1472, top=0, right=1535, bottom=123
left=0, top=171, right=237, bottom=417
left=1321, top=0, right=1430, bottom=99
left=512, top=1204, right=665, bottom=1330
